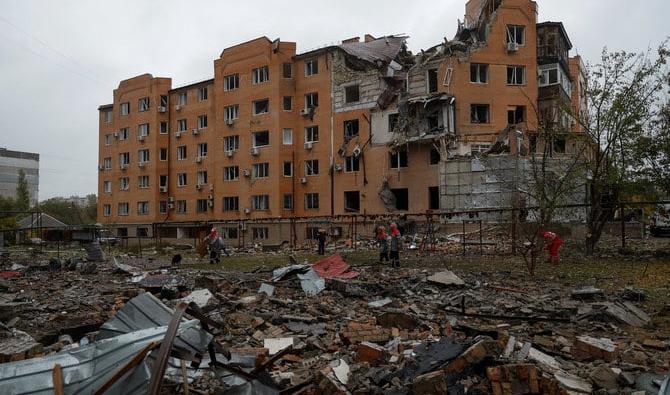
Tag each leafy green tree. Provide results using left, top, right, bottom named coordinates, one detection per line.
left=16, top=170, right=30, bottom=211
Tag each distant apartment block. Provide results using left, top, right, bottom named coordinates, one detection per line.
left=98, top=0, right=587, bottom=241
left=0, top=148, right=39, bottom=207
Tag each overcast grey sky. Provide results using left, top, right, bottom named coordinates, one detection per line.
left=0, top=0, right=667, bottom=200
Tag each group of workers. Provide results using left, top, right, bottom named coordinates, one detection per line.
left=201, top=224, right=564, bottom=265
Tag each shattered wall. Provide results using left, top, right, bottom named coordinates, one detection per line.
left=332, top=51, right=386, bottom=113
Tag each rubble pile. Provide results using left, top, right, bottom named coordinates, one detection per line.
left=0, top=251, right=667, bottom=394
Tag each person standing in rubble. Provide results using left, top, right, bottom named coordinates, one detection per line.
left=540, top=230, right=563, bottom=264
left=206, top=226, right=228, bottom=264
left=376, top=225, right=389, bottom=264
left=389, top=222, right=402, bottom=268
left=316, top=228, right=327, bottom=255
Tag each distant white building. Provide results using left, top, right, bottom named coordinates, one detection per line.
left=0, top=148, right=39, bottom=207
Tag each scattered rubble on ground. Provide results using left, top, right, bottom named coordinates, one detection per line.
left=0, top=248, right=668, bottom=395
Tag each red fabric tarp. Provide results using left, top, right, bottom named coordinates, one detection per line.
left=312, top=254, right=359, bottom=279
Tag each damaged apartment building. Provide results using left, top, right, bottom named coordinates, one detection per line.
left=97, top=0, right=588, bottom=243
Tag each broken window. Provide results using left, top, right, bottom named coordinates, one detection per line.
left=103, top=204, right=111, bottom=216
left=224, top=166, right=239, bottom=181
left=198, top=115, right=207, bottom=129
left=391, top=188, right=409, bottom=211
left=138, top=123, right=149, bottom=137
left=103, top=157, right=112, bottom=170
left=160, top=122, right=168, bottom=134
left=224, top=135, right=239, bottom=151
left=427, top=68, right=438, bottom=93
left=252, top=66, right=269, bottom=84
left=470, top=104, right=490, bottom=124
left=119, top=152, right=130, bottom=166
left=252, top=227, right=269, bottom=239
left=119, top=127, right=129, bottom=140
left=443, top=68, right=453, bottom=86
left=344, top=119, right=359, bottom=139
left=177, top=119, right=187, bottom=132
left=225, top=105, right=239, bottom=121
left=283, top=161, right=293, bottom=177
left=159, top=175, right=168, bottom=187
left=282, top=128, right=293, bottom=145
left=470, top=64, right=488, bottom=83
left=253, top=162, right=269, bottom=178
left=197, top=170, right=208, bottom=185
left=389, top=149, right=408, bottom=169
left=118, top=203, right=129, bottom=216
left=120, top=102, right=130, bottom=116
left=177, top=92, right=187, bottom=106
left=429, top=186, right=440, bottom=210
left=137, top=202, right=149, bottom=215
left=507, top=66, right=525, bottom=85
left=305, top=59, right=318, bottom=76
left=305, top=92, right=318, bottom=109
left=283, top=63, right=292, bottom=78
left=177, top=173, right=187, bottom=187
left=197, top=143, right=207, bottom=157
left=222, top=227, right=238, bottom=239
left=388, top=113, right=399, bottom=133
left=252, top=130, right=269, bottom=147
left=553, top=137, right=566, bottom=154
left=252, top=195, right=269, bottom=210
left=508, top=106, right=526, bottom=124
left=138, top=97, right=149, bottom=112
left=138, top=175, right=149, bottom=188
left=345, top=156, right=360, bottom=172
left=198, top=86, right=208, bottom=101
left=283, top=96, right=292, bottom=111
left=196, top=199, right=208, bottom=213
left=176, top=200, right=187, bottom=214
left=283, top=194, right=293, bottom=210
left=427, top=114, right=439, bottom=130
left=506, top=25, right=525, bottom=45
left=345, top=84, right=360, bottom=103
left=223, top=196, right=239, bottom=211
left=429, top=148, right=441, bottom=165
left=305, top=126, right=319, bottom=143
left=304, top=193, right=319, bottom=209
left=253, top=99, right=269, bottom=115
left=344, top=191, right=360, bottom=212
left=305, top=159, right=319, bottom=176
left=224, top=74, right=239, bottom=91
left=159, top=148, right=167, bottom=161
left=160, top=95, right=168, bottom=107
left=177, top=146, right=187, bottom=160
left=119, top=177, right=129, bottom=191
left=471, top=143, right=491, bottom=155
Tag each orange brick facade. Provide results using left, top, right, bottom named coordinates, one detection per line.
left=98, top=0, right=585, bottom=241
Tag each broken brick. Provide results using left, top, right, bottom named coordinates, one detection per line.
left=412, top=370, right=448, bottom=394
left=356, top=341, right=387, bottom=365
left=573, top=336, right=618, bottom=362
left=487, top=364, right=540, bottom=395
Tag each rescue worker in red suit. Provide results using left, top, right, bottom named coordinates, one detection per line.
left=541, top=231, right=563, bottom=263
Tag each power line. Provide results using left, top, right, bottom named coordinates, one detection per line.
left=0, top=15, right=110, bottom=87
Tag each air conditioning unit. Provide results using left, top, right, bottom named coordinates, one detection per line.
left=113, top=132, right=119, bottom=139
left=304, top=141, right=313, bottom=150
left=352, top=146, right=362, bottom=157
left=167, top=196, right=175, bottom=203
left=226, top=150, right=234, bottom=158
left=138, top=135, right=145, bottom=142
left=300, top=177, right=307, bottom=184
left=334, top=164, right=342, bottom=171
left=507, top=42, right=519, bottom=52
left=195, top=156, right=203, bottom=163
left=175, top=131, right=182, bottom=138
left=243, top=169, right=250, bottom=177
left=196, top=183, right=202, bottom=190
left=157, top=106, right=167, bottom=113
left=138, top=162, right=145, bottom=168
left=192, top=128, right=199, bottom=136
left=244, top=208, right=251, bottom=214
left=225, top=119, right=235, bottom=126
left=208, top=200, right=214, bottom=208
left=120, top=164, right=128, bottom=170
left=300, top=108, right=311, bottom=116
left=98, top=164, right=104, bottom=171
left=167, top=202, right=175, bottom=209
left=175, top=105, right=182, bottom=111
left=250, top=147, right=259, bottom=156
left=159, top=186, right=168, bottom=193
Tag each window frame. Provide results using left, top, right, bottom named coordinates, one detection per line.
left=223, top=196, right=239, bottom=211
left=305, top=159, right=319, bottom=176
left=223, top=74, right=239, bottom=91
left=224, top=105, right=239, bottom=121
left=344, top=84, right=360, bottom=103
left=304, top=58, right=319, bottom=76
left=470, top=104, right=491, bottom=124
left=224, top=166, right=239, bottom=181
left=304, top=193, right=319, bottom=210
left=120, top=102, right=130, bottom=116
left=177, top=145, right=187, bottom=160
left=138, top=97, right=149, bottom=112
left=283, top=161, right=293, bottom=177
left=251, top=194, right=270, bottom=210
left=252, top=98, right=270, bottom=115
left=177, top=172, right=187, bottom=187
left=252, top=162, right=270, bottom=179
left=224, top=135, right=240, bottom=152
left=389, top=149, right=408, bottom=169
left=282, top=128, right=293, bottom=145
left=469, top=63, right=489, bottom=84
left=506, top=65, right=526, bottom=86
left=252, top=66, right=269, bottom=84
left=198, top=86, right=208, bottom=101
left=252, top=130, right=269, bottom=148
left=344, top=155, right=360, bottom=172
left=305, top=125, right=319, bottom=143
left=506, top=25, right=526, bottom=46
left=197, top=114, right=208, bottom=129
left=305, top=92, right=318, bottom=109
